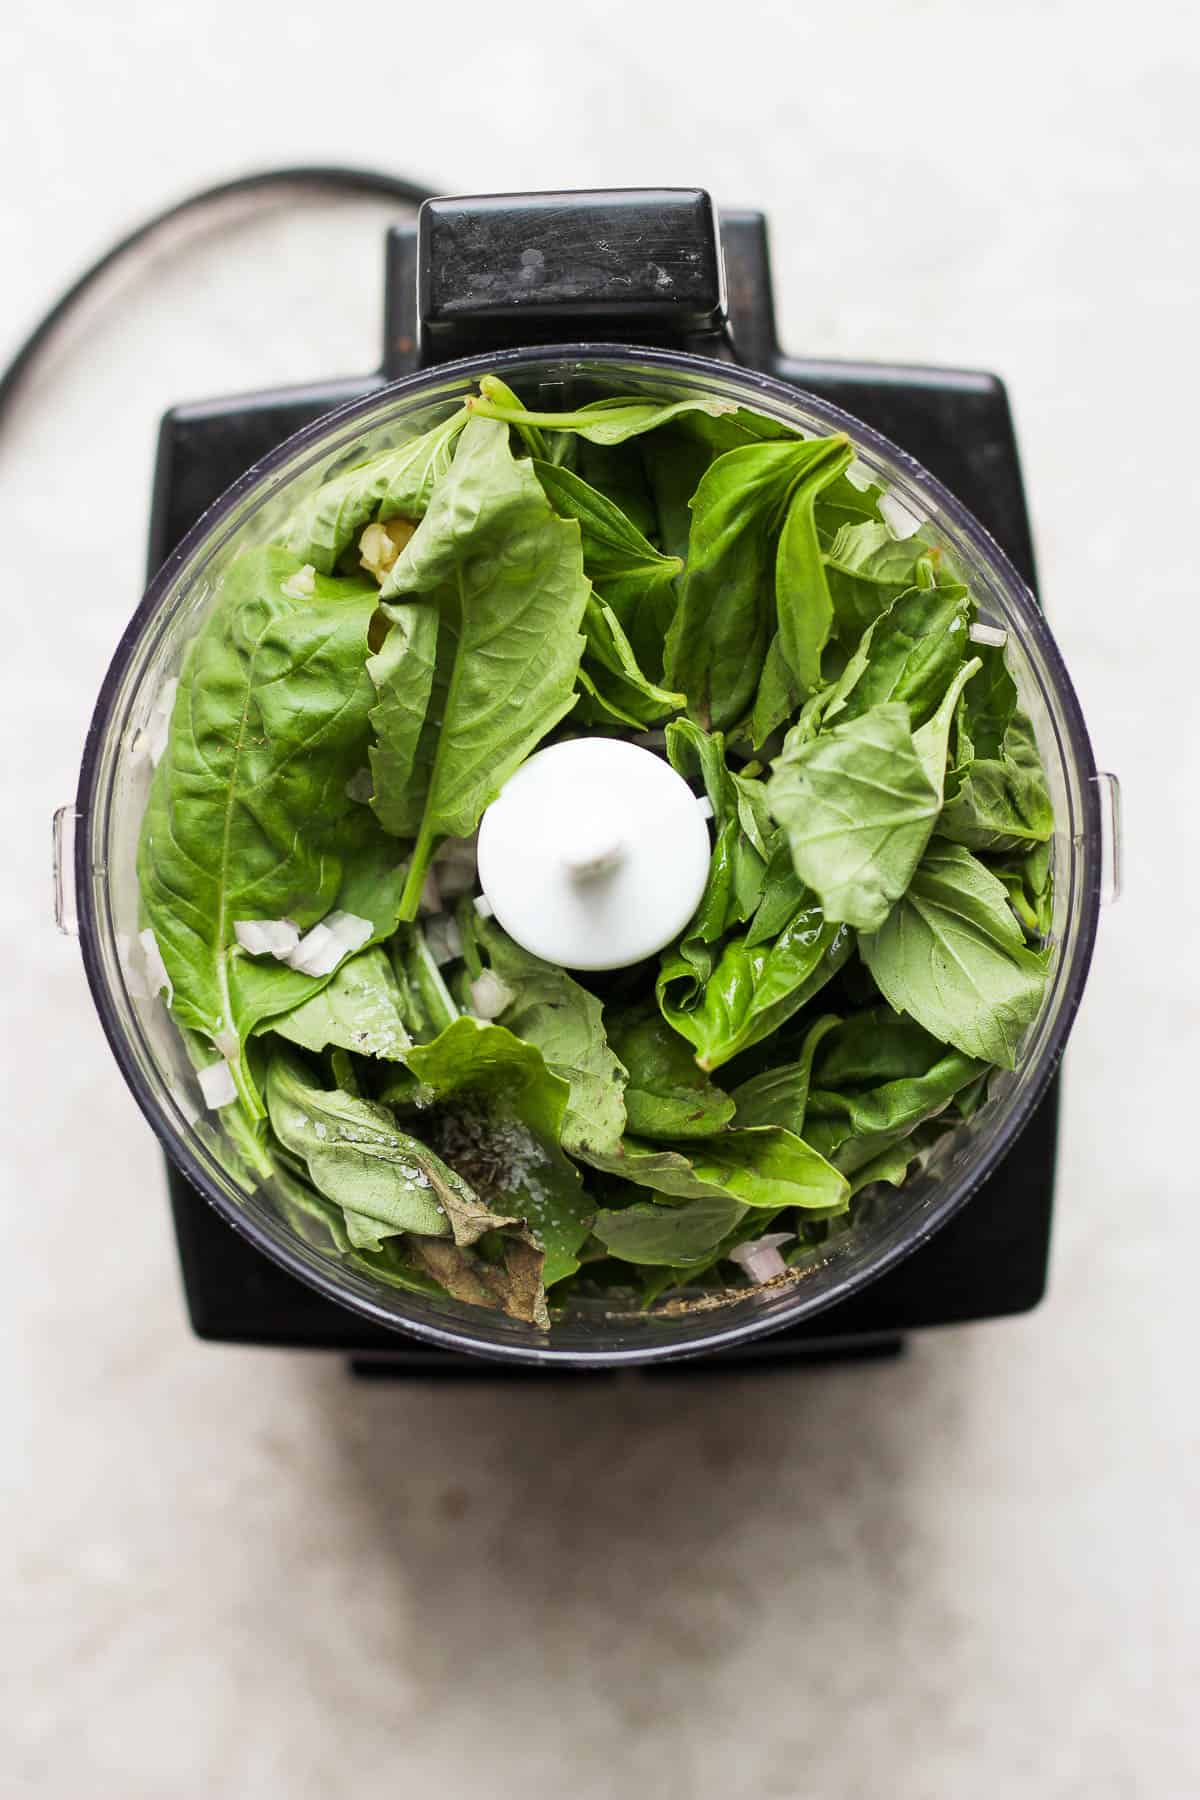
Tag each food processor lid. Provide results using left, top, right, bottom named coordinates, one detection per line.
left=475, top=737, right=712, bottom=970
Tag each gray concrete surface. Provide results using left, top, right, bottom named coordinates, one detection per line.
left=4, top=1, right=1196, bottom=1794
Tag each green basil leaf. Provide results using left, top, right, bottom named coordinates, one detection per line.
left=401, top=1019, right=592, bottom=1286
left=811, top=1006, right=952, bottom=1087
left=805, top=1047, right=989, bottom=1175
left=664, top=438, right=849, bottom=732
left=281, top=409, right=467, bottom=574
left=822, top=520, right=947, bottom=641
left=731, top=1014, right=841, bottom=1133
left=469, top=384, right=739, bottom=445
left=266, top=1048, right=470, bottom=1248
left=576, top=597, right=685, bottom=729
left=585, top=1125, right=847, bottom=1212
left=766, top=701, right=943, bottom=931
left=137, top=547, right=407, bottom=1114
left=985, top=839, right=1054, bottom=939
left=859, top=840, right=1049, bottom=1067
left=533, top=457, right=682, bottom=677
left=476, top=919, right=628, bottom=1157
left=268, top=946, right=411, bottom=1059
left=380, top=415, right=590, bottom=917
left=608, top=1004, right=735, bottom=1140
left=365, top=600, right=440, bottom=838
left=831, top=584, right=972, bottom=729
left=593, top=1194, right=750, bottom=1266
left=773, top=437, right=854, bottom=694
left=659, top=908, right=853, bottom=1070
left=940, top=711, right=1054, bottom=852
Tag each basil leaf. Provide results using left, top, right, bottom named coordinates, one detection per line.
left=659, top=909, right=853, bottom=1070
left=576, top=598, right=685, bottom=729
left=379, top=416, right=590, bottom=917
left=811, top=1006, right=952, bottom=1087
left=585, top=1126, right=847, bottom=1211
left=593, top=1194, right=749, bottom=1266
left=954, top=640, right=1017, bottom=761
left=822, top=520, right=946, bottom=641
left=664, top=438, right=849, bottom=732
left=390, top=924, right=459, bottom=1042
left=766, top=702, right=944, bottom=931
left=834, top=584, right=973, bottom=729
left=641, top=427, right=715, bottom=563
left=731, top=1014, right=841, bottom=1133
left=773, top=437, right=854, bottom=694
left=402, top=1019, right=592, bottom=1287
left=575, top=439, right=660, bottom=540
left=859, top=841, right=1049, bottom=1067
left=476, top=920, right=628, bottom=1157
left=805, top=1047, right=989, bottom=1176
left=469, top=384, right=739, bottom=445
left=266, top=1049, right=468, bottom=1248
left=608, top=1005, right=735, bottom=1140
left=985, top=839, right=1054, bottom=939
left=281, top=409, right=467, bottom=574
left=533, top=458, right=682, bottom=677
left=940, top=710, right=1054, bottom=852
left=663, top=720, right=768, bottom=994
left=137, top=547, right=407, bottom=1114
left=365, top=600, right=440, bottom=838
left=268, top=946, right=411, bottom=1059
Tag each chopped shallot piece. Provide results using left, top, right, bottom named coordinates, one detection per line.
left=137, top=927, right=173, bottom=1004
left=728, top=1232, right=795, bottom=1284
left=469, top=970, right=515, bottom=1020
left=196, top=1060, right=238, bottom=1109
left=969, top=622, right=1009, bottom=648
left=878, top=491, right=923, bottom=540
left=425, top=916, right=464, bottom=966
left=280, top=563, right=317, bottom=600
left=285, top=923, right=342, bottom=978
left=234, top=918, right=301, bottom=959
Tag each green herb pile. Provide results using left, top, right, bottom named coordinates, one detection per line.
left=136, top=375, right=1055, bottom=1327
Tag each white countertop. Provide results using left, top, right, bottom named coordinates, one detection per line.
left=4, top=1, right=1196, bottom=1794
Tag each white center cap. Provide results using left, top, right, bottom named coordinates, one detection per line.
left=476, top=737, right=712, bottom=971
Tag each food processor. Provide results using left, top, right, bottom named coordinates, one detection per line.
left=55, top=188, right=1120, bottom=1369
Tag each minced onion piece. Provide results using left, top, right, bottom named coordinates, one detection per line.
left=469, top=969, right=515, bottom=1020
left=728, top=1232, right=795, bottom=1283
left=130, top=676, right=178, bottom=769
left=137, top=927, right=173, bottom=1004
left=424, top=915, right=464, bottom=966
left=196, top=1060, right=238, bottom=1109
left=878, top=492, right=923, bottom=540
left=234, top=918, right=301, bottom=959
left=473, top=895, right=495, bottom=919
left=280, top=563, right=316, bottom=600
left=696, top=796, right=714, bottom=822
left=285, top=910, right=372, bottom=977
left=322, top=911, right=373, bottom=954
left=844, top=457, right=876, bottom=492
left=968, top=621, right=1009, bottom=649
left=285, top=923, right=342, bottom=977
left=214, top=1027, right=240, bottom=1061
left=118, top=933, right=151, bottom=999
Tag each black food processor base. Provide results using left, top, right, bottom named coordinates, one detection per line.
left=150, top=193, right=1057, bottom=1374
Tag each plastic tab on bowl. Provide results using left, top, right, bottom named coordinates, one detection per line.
left=52, top=805, right=79, bottom=936
left=1093, top=771, right=1122, bottom=905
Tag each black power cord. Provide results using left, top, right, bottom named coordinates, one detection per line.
left=0, top=164, right=438, bottom=429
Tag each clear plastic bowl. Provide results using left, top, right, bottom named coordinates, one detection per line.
left=73, top=346, right=1104, bottom=1366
